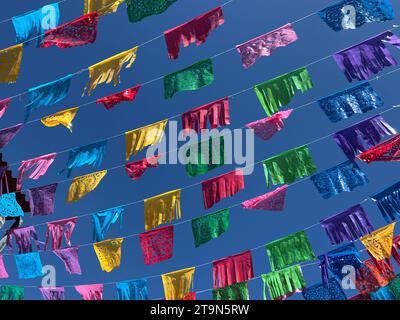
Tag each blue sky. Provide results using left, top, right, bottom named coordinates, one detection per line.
left=0, top=0, right=400, bottom=300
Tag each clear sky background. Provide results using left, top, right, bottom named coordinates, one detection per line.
left=0, top=0, right=400, bottom=300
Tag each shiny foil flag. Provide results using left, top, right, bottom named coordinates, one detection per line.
left=12, top=3, right=60, bottom=45
left=144, top=189, right=181, bottom=230
left=0, top=286, right=24, bottom=300
left=0, top=98, right=12, bottom=119
left=14, top=252, right=44, bottom=279
left=262, top=145, right=317, bottom=188
left=93, top=238, right=123, bottom=272
left=262, top=265, right=305, bottom=300
left=254, top=67, right=313, bottom=116
left=161, top=267, right=195, bottom=300
left=0, top=44, right=23, bottom=84
left=96, top=84, right=141, bottom=110
left=67, top=170, right=107, bottom=203
left=53, top=246, right=82, bottom=275
left=320, top=204, right=374, bottom=244
left=0, top=123, right=23, bottom=149
left=41, top=13, right=98, bottom=49
left=125, top=119, right=168, bottom=161
left=84, top=46, right=138, bottom=96
left=185, top=136, right=225, bottom=177
left=357, top=259, right=396, bottom=293
left=44, top=217, right=77, bottom=251
left=116, top=279, right=148, bottom=300
left=17, top=153, right=57, bottom=190
left=213, top=282, right=249, bottom=300
left=213, top=250, right=254, bottom=289
left=164, top=7, right=224, bottom=60
left=361, top=223, right=396, bottom=261
left=266, top=230, right=315, bottom=271
left=181, top=97, right=230, bottom=134
left=0, top=193, right=24, bottom=218
left=125, top=155, right=161, bottom=180
left=84, top=0, right=124, bottom=16
left=201, top=169, right=245, bottom=209
left=0, top=255, right=8, bottom=278
left=92, top=206, right=124, bottom=242
left=60, top=140, right=107, bottom=177
left=27, top=183, right=58, bottom=216
left=357, top=134, right=400, bottom=163
left=164, top=58, right=214, bottom=99
left=333, top=115, right=396, bottom=159
left=318, top=0, right=394, bottom=31
left=241, top=185, right=288, bottom=211
left=371, top=181, right=400, bottom=223
left=7, top=226, right=40, bottom=254
left=41, top=107, right=79, bottom=132
left=75, top=284, right=103, bottom=300
left=246, top=109, right=293, bottom=141
left=39, top=287, right=65, bottom=300
left=303, top=278, right=347, bottom=300
left=236, top=24, right=298, bottom=69
left=126, top=0, right=177, bottom=22
left=388, top=275, right=400, bottom=299
left=318, top=81, right=384, bottom=123
left=333, top=31, right=400, bottom=82
left=25, top=74, right=72, bottom=122
left=191, top=208, right=229, bottom=248
left=139, top=225, right=174, bottom=265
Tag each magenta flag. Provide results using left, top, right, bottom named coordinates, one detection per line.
left=241, top=185, right=288, bottom=211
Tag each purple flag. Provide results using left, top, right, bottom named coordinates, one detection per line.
left=27, top=183, right=58, bottom=216
left=0, top=123, right=23, bottom=148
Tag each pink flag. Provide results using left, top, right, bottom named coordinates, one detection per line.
left=0, top=254, right=8, bottom=278
left=0, top=98, right=12, bottom=119
left=44, top=216, right=78, bottom=250
left=75, top=284, right=103, bottom=300
left=241, top=185, right=288, bottom=211
left=17, top=153, right=56, bottom=190
left=125, top=155, right=161, bottom=180
left=246, top=110, right=293, bottom=141
left=139, top=225, right=173, bottom=265
left=96, top=85, right=141, bottom=110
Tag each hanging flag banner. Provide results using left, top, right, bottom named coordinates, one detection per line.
left=318, top=82, right=384, bottom=123
left=371, top=181, right=400, bottom=223
left=360, top=223, right=396, bottom=261
left=213, top=281, right=249, bottom=300
left=262, top=145, right=317, bottom=188
left=201, top=169, right=245, bottom=209
left=92, top=206, right=124, bottom=242
left=164, top=7, right=224, bottom=60
left=40, top=13, right=99, bottom=49
left=0, top=286, right=24, bottom=300
left=0, top=44, right=23, bottom=84
left=318, top=0, right=395, bottom=32
left=93, top=238, right=123, bottom=272
left=213, top=250, right=254, bottom=289
left=0, top=193, right=24, bottom=218
left=320, top=204, right=374, bottom=245
left=17, top=153, right=57, bottom=190
left=0, top=98, right=12, bottom=119
left=84, top=46, right=138, bottom=96
left=311, top=160, right=369, bottom=199
left=262, top=265, right=305, bottom=300
left=185, top=136, right=225, bottom=177
left=357, top=259, right=395, bottom=293
left=139, top=225, right=174, bottom=265
left=144, top=189, right=181, bottom=230
left=191, top=208, right=229, bottom=248
left=0, top=123, right=23, bottom=149
left=116, top=279, right=148, bottom=300
left=241, top=185, right=288, bottom=211
left=41, top=107, right=79, bottom=132
left=126, top=0, right=177, bottom=22
left=96, top=84, right=141, bottom=110
left=7, top=226, right=40, bottom=254
left=39, top=287, right=65, bottom=300
left=27, top=183, right=58, bottom=216
left=60, top=140, right=108, bottom=177
left=53, top=246, right=82, bottom=275
left=333, top=115, right=396, bottom=159
left=246, top=110, right=293, bottom=141
left=254, top=67, right=313, bottom=116
left=44, top=217, right=77, bottom=251
left=125, top=155, right=161, bottom=180
left=236, top=24, right=298, bottom=69
left=161, top=267, right=195, bottom=300
left=357, top=134, right=400, bottom=163
left=75, top=284, right=103, bottom=300
left=266, top=230, right=315, bottom=271
left=302, top=278, right=347, bottom=300
left=14, top=252, right=44, bottom=279
left=67, top=170, right=107, bottom=203
left=333, top=31, right=400, bottom=82
left=25, top=74, right=72, bottom=122
left=164, top=58, right=214, bottom=99
left=0, top=255, right=9, bottom=279
left=125, top=119, right=168, bottom=161
left=12, top=3, right=60, bottom=45
left=181, top=97, right=230, bottom=134
left=84, top=0, right=124, bottom=16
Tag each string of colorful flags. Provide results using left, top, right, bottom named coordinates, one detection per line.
left=1, top=0, right=400, bottom=301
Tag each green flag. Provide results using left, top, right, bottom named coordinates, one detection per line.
left=126, top=0, right=177, bottom=23
left=0, top=285, right=24, bottom=300
left=213, top=282, right=249, bottom=300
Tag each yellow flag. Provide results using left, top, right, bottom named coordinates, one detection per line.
left=41, top=107, right=79, bottom=132
left=125, top=119, right=168, bottom=161
left=93, top=238, right=123, bottom=272
left=144, top=189, right=181, bottom=230
left=84, top=0, right=124, bottom=16
left=0, top=44, right=23, bottom=84
left=162, top=267, right=195, bottom=300
left=360, top=223, right=396, bottom=261
left=67, top=170, right=107, bottom=203
left=84, top=46, right=138, bottom=96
